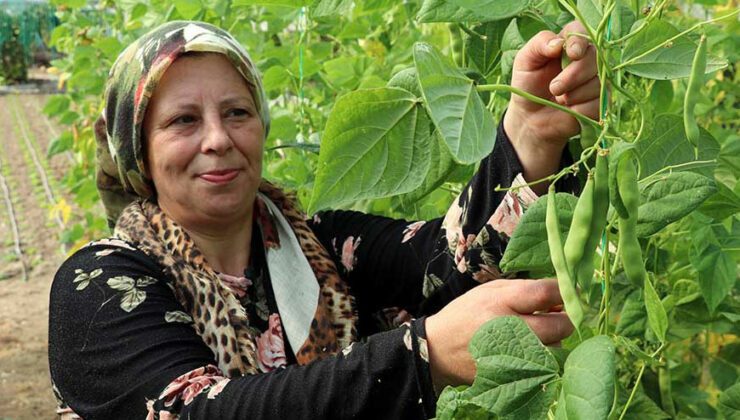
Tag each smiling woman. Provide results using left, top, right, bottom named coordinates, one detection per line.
left=47, top=19, right=596, bottom=420
left=143, top=53, right=265, bottom=274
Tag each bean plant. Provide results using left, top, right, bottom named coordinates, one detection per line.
left=45, top=0, right=738, bottom=418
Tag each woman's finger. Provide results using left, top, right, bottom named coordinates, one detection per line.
left=513, top=30, right=564, bottom=72
left=571, top=96, right=601, bottom=120
left=555, top=75, right=600, bottom=106
left=522, top=312, right=575, bottom=344
left=560, top=21, right=590, bottom=60
left=550, top=44, right=598, bottom=96
left=503, top=278, right=564, bottom=314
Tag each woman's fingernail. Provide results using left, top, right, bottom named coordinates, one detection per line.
left=550, top=79, right=562, bottom=93
left=569, top=43, right=583, bottom=57
left=548, top=37, right=565, bottom=49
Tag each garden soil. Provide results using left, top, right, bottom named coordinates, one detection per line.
left=0, top=93, right=71, bottom=419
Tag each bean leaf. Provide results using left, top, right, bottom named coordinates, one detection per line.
left=500, top=193, right=578, bottom=274
left=417, top=0, right=529, bottom=23
left=500, top=19, right=525, bottom=82
left=577, top=0, right=602, bottom=30
left=555, top=335, right=616, bottom=420
left=718, top=382, right=740, bottom=420
left=636, top=114, right=720, bottom=180
left=616, top=291, right=647, bottom=337
left=690, top=225, right=737, bottom=313
left=448, top=0, right=530, bottom=22
left=308, top=88, right=431, bottom=212
left=467, top=316, right=559, bottom=418
left=413, top=42, right=496, bottom=164
left=636, top=172, right=717, bottom=237
left=644, top=274, right=668, bottom=343
left=622, top=20, right=726, bottom=80
left=465, top=20, right=511, bottom=77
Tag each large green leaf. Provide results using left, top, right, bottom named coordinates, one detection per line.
left=394, top=130, right=462, bottom=205
left=174, top=0, right=203, bottom=19
left=616, top=291, right=647, bottom=337
left=437, top=386, right=493, bottom=420
left=308, top=88, right=431, bottom=212
left=622, top=20, right=727, bottom=79
left=616, top=385, right=670, bottom=420
left=310, top=0, right=352, bottom=17
left=500, top=193, right=578, bottom=274
left=636, top=172, right=717, bottom=237
left=635, top=114, right=720, bottom=180
left=387, top=67, right=422, bottom=97
left=700, top=181, right=740, bottom=220
left=448, top=0, right=530, bottom=22
left=467, top=316, right=560, bottom=418
left=232, top=0, right=309, bottom=6
left=417, top=0, right=479, bottom=23
left=387, top=70, right=464, bottom=206
left=417, top=0, right=529, bottom=23
left=711, top=343, right=740, bottom=391
left=719, top=382, right=740, bottom=420
left=644, top=274, right=668, bottom=343
left=500, top=19, right=525, bottom=82
left=690, top=224, right=737, bottom=313
left=556, top=335, right=616, bottom=420
left=577, top=0, right=602, bottom=30
left=413, top=42, right=496, bottom=164
left=465, top=19, right=511, bottom=77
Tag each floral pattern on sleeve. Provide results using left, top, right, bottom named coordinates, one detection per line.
left=487, top=173, right=539, bottom=239
left=424, top=172, right=540, bottom=298
left=146, top=365, right=230, bottom=420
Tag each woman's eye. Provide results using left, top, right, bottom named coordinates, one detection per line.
left=227, top=108, right=249, bottom=118
left=172, top=114, right=197, bottom=125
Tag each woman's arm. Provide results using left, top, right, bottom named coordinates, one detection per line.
left=307, top=21, right=598, bottom=322
left=48, top=242, right=435, bottom=419
left=307, top=120, right=576, bottom=325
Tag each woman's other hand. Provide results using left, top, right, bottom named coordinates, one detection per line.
left=424, top=278, right=574, bottom=392
left=503, top=21, right=600, bottom=194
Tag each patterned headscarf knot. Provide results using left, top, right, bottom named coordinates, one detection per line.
left=94, top=20, right=270, bottom=228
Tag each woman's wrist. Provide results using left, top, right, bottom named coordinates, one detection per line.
left=503, top=110, right=568, bottom=195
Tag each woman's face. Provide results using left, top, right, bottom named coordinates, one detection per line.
left=143, top=53, right=264, bottom=229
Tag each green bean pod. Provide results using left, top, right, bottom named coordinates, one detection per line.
left=546, top=186, right=584, bottom=331
left=564, top=173, right=595, bottom=278
left=579, top=120, right=599, bottom=150
left=659, top=364, right=676, bottom=416
left=684, top=35, right=706, bottom=149
left=575, top=151, right=610, bottom=289
left=617, top=157, right=647, bottom=287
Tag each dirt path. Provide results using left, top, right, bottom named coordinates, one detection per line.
left=0, top=93, right=69, bottom=419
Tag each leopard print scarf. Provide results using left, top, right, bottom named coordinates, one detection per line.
left=114, top=181, right=357, bottom=377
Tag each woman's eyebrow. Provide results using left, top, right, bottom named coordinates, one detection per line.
left=220, top=95, right=255, bottom=107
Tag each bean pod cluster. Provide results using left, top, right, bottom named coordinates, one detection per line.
left=546, top=150, right=609, bottom=333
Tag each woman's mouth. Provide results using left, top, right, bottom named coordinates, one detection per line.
left=199, top=169, right=239, bottom=184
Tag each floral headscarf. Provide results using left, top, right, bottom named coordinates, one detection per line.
left=95, top=20, right=270, bottom=227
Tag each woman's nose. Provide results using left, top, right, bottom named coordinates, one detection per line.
left=201, top=115, right=233, bottom=155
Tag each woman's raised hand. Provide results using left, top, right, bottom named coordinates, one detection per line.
left=502, top=21, right=600, bottom=193
left=424, top=278, right=574, bottom=392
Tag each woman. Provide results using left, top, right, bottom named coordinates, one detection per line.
left=48, top=20, right=599, bottom=419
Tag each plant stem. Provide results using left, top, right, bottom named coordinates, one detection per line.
left=639, top=160, right=717, bottom=185
left=609, top=0, right=670, bottom=44
left=557, top=0, right=598, bottom=41
left=601, top=228, right=612, bottom=334
left=476, top=84, right=601, bottom=128
left=617, top=363, right=646, bottom=420
left=457, top=23, right=486, bottom=40
left=614, top=10, right=740, bottom=71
